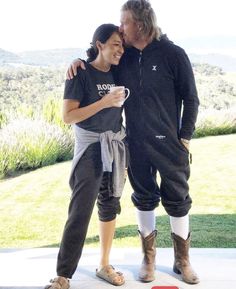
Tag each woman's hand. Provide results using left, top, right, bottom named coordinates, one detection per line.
left=100, top=90, right=125, bottom=108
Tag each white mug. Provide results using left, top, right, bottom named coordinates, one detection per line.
left=109, top=86, right=130, bottom=106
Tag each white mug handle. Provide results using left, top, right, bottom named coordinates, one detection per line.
left=124, top=88, right=130, bottom=100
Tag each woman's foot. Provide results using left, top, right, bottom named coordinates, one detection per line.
left=96, top=265, right=125, bottom=286
left=44, top=276, right=70, bottom=289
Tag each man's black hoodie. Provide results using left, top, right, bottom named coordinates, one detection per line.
left=116, top=36, right=199, bottom=145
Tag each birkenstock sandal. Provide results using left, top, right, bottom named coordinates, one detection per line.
left=96, top=265, right=125, bottom=286
left=44, top=276, right=70, bottom=289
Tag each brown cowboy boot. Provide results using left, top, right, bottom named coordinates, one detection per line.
left=171, top=232, right=200, bottom=284
left=138, top=230, right=157, bottom=282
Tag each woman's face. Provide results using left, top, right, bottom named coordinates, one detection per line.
left=99, top=32, right=124, bottom=65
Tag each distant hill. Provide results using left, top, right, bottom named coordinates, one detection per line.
left=175, top=35, right=236, bottom=51
left=0, top=48, right=21, bottom=64
left=189, top=53, right=236, bottom=72
left=174, top=35, right=236, bottom=72
left=0, top=48, right=86, bottom=67
left=1, top=47, right=236, bottom=72
left=18, top=48, right=87, bottom=66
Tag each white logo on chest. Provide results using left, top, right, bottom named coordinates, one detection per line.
left=152, top=65, right=158, bottom=71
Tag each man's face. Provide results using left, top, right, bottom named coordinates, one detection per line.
left=119, top=10, right=139, bottom=46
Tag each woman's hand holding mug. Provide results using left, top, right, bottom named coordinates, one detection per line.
left=109, top=86, right=130, bottom=107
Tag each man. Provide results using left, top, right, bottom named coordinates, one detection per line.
left=68, top=0, right=199, bottom=284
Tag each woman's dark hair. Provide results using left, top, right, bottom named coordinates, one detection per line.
left=86, top=23, right=120, bottom=62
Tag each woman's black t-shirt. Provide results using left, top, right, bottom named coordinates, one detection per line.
left=64, top=63, right=123, bottom=133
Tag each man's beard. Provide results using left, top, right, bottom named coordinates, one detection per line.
left=123, top=31, right=141, bottom=47
left=122, top=35, right=135, bottom=48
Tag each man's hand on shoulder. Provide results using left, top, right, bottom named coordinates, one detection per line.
left=66, top=59, right=86, bottom=80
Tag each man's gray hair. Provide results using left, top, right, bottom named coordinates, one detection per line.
left=121, top=0, right=162, bottom=40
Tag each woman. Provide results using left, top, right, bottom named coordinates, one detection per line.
left=45, top=24, right=127, bottom=289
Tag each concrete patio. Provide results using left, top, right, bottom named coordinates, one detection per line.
left=0, top=247, right=235, bottom=289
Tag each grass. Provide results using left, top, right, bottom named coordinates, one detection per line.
left=0, top=134, right=236, bottom=248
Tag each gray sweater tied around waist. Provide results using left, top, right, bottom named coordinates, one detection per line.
left=69, top=125, right=126, bottom=198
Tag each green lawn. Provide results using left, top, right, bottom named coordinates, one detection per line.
left=0, top=134, right=236, bottom=248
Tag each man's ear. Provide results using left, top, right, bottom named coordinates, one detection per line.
left=137, top=21, right=143, bottom=31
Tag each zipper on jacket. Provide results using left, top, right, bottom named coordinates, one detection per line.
left=138, top=51, right=143, bottom=131
left=139, top=51, right=143, bottom=87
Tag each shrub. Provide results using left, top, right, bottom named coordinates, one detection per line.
left=194, top=108, right=236, bottom=138
left=0, top=119, right=73, bottom=178
left=0, top=110, right=8, bottom=129
left=42, top=96, right=69, bottom=131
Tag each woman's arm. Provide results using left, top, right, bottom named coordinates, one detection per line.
left=63, top=91, right=124, bottom=124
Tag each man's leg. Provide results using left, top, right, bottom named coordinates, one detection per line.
left=170, top=214, right=189, bottom=240
left=160, top=167, right=199, bottom=284
left=128, top=145, right=160, bottom=282
left=136, top=209, right=156, bottom=237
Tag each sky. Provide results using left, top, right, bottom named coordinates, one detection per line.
left=0, top=0, right=236, bottom=55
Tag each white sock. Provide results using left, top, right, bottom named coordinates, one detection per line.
left=169, top=214, right=189, bottom=240
left=136, top=209, right=156, bottom=238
